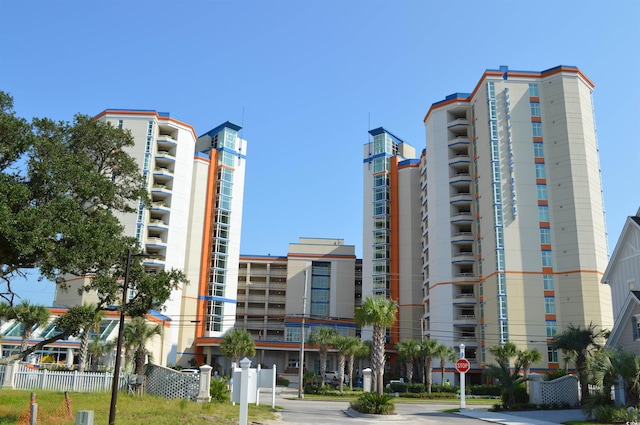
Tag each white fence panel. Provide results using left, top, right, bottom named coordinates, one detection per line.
left=11, top=365, right=126, bottom=392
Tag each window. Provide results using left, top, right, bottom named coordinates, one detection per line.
left=497, top=274, right=506, bottom=295
left=489, top=101, right=497, bottom=119
left=542, top=251, right=553, bottom=267
left=492, top=161, right=500, bottom=181
left=540, top=228, right=551, bottom=244
left=222, top=128, right=237, bottom=151
left=373, top=187, right=389, bottom=201
left=496, top=250, right=505, bottom=271
left=373, top=134, right=391, bottom=155
left=311, top=303, right=329, bottom=316
left=535, top=163, right=546, bottom=179
left=530, top=102, right=541, bottom=117
left=219, top=168, right=234, bottom=182
left=487, top=82, right=495, bottom=99
left=219, top=151, right=236, bottom=167
left=544, top=297, right=555, bottom=314
left=494, top=207, right=503, bottom=225
left=373, top=173, right=388, bottom=187
left=495, top=227, right=504, bottom=248
left=491, top=141, right=499, bottom=161
left=538, top=205, right=549, bottom=222
left=286, top=327, right=301, bottom=342
left=373, top=157, right=388, bottom=173
left=493, top=184, right=502, bottom=203
left=633, top=316, right=640, bottom=340
left=543, top=274, right=554, bottom=290
left=118, top=119, right=124, bottom=129
left=498, top=296, right=507, bottom=319
left=537, top=184, right=547, bottom=200
left=490, top=121, right=498, bottom=140
left=546, top=321, right=557, bottom=338
left=547, top=346, right=558, bottom=363
left=373, top=202, right=389, bottom=216
left=529, top=83, right=539, bottom=97
left=533, top=142, right=544, bottom=158
left=532, top=122, right=543, bottom=137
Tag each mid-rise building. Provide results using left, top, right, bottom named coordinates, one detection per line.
left=420, top=66, right=612, bottom=381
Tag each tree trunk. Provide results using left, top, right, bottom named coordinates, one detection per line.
left=426, top=358, right=433, bottom=394
left=320, top=350, right=328, bottom=387
left=372, top=325, right=386, bottom=395
left=348, top=354, right=355, bottom=390
left=440, top=358, right=445, bottom=385
left=406, top=360, right=414, bottom=384
left=78, top=331, right=89, bottom=373
left=21, top=328, right=32, bottom=354
left=338, top=354, right=346, bottom=393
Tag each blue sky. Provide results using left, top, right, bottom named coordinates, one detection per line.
left=2, top=0, right=639, bottom=306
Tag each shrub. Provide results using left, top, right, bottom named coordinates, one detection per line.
left=593, top=405, right=635, bottom=423
left=545, top=368, right=568, bottom=381
left=387, top=382, right=408, bottom=393
left=501, top=385, right=529, bottom=406
left=210, top=376, right=230, bottom=402
left=408, top=383, right=425, bottom=393
left=350, top=393, right=396, bottom=415
left=276, top=376, right=290, bottom=387
left=468, top=384, right=501, bottom=396
left=432, top=384, right=459, bottom=394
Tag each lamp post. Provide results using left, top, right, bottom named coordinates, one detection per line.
left=109, top=249, right=147, bottom=425
left=298, top=268, right=308, bottom=399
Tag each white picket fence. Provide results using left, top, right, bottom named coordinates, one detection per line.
left=1, top=363, right=127, bottom=392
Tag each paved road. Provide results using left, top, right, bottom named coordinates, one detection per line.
left=262, top=389, right=588, bottom=425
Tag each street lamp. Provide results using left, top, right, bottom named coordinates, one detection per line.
left=109, top=249, right=149, bottom=425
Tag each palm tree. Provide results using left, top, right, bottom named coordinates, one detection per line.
left=220, top=328, right=256, bottom=365
left=307, top=327, right=339, bottom=387
left=354, top=296, right=397, bottom=395
left=396, top=339, right=421, bottom=384
left=0, top=301, right=50, bottom=354
left=333, top=335, right=356, bottom=393
left=553, top=323, right=604, bottom=403
left=87, top=336, right=112, bottom=371
left=485, top=343, right=525, bottom=407
left=421, top=339, right=440, bottom=394
left=591, top=348, right=640, bottom=409
left=434, top=344, right=457, bottom=385
left=123, top=317, right=163, bottom=376
left=517, top=348, right=542, bottom=381
left=77, top=305, right=105, bottom=372
left=344, top=337, right=367, bottom=390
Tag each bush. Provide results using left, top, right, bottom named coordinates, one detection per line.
left=276, top=376, right=290, bottom=387
left=400, top=392, right=457, bottom=399
left=210, top=376, right=230, bottom=402
left=387, top=382, right=408, bottom=393
left=468, top=384, right=501, bottom=396
left=431, top=384, right=458, bottom=394
left=501, top=385, right=529, bottom=406
left=350, top=393, right=396, bottom=415
left=408, top=383, right=425, bottom=393
left=592, top=405, right=635, bottom=423
left=545, top=368, right=568, bottom=381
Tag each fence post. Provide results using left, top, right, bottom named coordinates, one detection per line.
left=73, top=370, right=78, bottom=392
left=197, top=365, right=212, bottom=403
left=1, top=361, right=20, bottom=389
left=528, top=373, right=542, bottom=405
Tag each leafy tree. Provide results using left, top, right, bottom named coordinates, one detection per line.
left=553, top=323, right=604, bottom=403
left=420, top=339, right=440, bottom=394
left=0, top=301, right=50, bottom=354
left=396, top=339, right=421, bottom=384
left=307, top=327, right=339, bottom=387
left=123, top=317, right=163, bottom=376
left=354, top=296, right=397, bottom=395
left=220, top=328, right=256, bottom=365
left=0, top=91, right=188, bottom=362
left=76, top=304, right=105, bottom=373
left=434, top=344, right=457, bottom=385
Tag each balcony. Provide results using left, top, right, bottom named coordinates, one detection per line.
left=448, top=136, right=470, bottom=149
left=145, top=236, right=167, bottom=248
left=450, top=211, right=473, bottom=223
left=451, top=232, right=473, bottom=244
left=153, top=167, right=174, bottom=180
left=453, top=293, right=477, bottom=304
left=450, top=192, right=472, bottom=205
left=454, top=314, right=477, bottom=325
left=151, top=184, right=172, bottom=197
left=448, top=154, right=470, bottom=168
left=449, top=173, right=471, bottom=186
left=453, top=272, right=476, bottom=282
left=143, top=257, right=166, bottom=271
left=447, top=117, right=469, bottom=129
left=147, top=219, right=169, bottom=230
left=150, top=202, right=171, bottom=213
left=452, top=251, right=475, bottom=264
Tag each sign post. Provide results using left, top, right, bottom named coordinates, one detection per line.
left=456, top=344, right=470, bottom=409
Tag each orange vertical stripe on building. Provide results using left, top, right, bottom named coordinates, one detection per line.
left=389, top=158, right=400, bottom=344
left=196, top=150, right=219, bottom=339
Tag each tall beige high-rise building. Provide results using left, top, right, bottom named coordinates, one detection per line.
left=420, top=66, right=612, bottom=381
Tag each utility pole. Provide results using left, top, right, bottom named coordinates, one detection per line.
left=298, top=267, right=308, bottom=399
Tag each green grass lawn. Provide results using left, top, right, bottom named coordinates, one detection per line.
left=0, top=390, right=279, bottom=425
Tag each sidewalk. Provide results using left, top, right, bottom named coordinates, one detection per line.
left=458, top=407, right=587, bottom=425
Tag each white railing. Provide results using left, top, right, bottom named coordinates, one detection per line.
left=2, top=363, right=126, bottom=392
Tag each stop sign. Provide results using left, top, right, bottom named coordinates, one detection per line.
left=455, top=358, right=470, bottom=373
